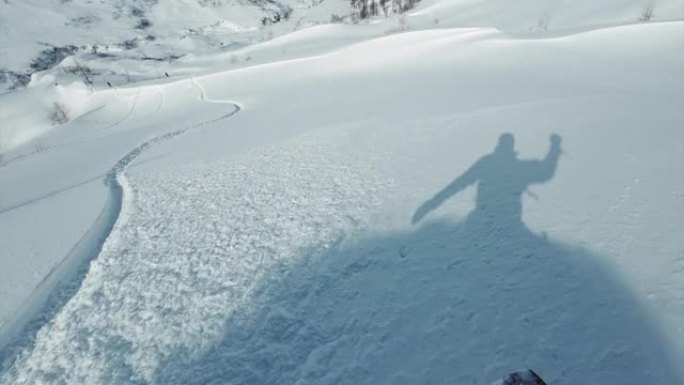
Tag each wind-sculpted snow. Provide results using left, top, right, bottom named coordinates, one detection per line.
left=0, top=128, right=390, bottom=384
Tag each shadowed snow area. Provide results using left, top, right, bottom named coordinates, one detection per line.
left=152, top=134, right=681, bottom=385
left=155, top=224, right=678, bottom=385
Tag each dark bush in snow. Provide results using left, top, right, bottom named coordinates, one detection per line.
left=351, top=0, right=419, bottom=19
left=122, top=38, right=139, bottom=50
left=29, top=46, right=79, bottom=72
left=257, top=0, right=293, bottom=25
left=0, top=69, right=31, bottom=90
left=50, top=102, right=69, bottom=125
left=135, top=18, right=152, bottom=29
left=131, top=6, right=145, bottom=17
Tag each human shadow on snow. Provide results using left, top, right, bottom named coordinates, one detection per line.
left=155, top=134, right=681, bottom=385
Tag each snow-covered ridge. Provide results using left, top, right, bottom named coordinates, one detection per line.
left=1, top=0, right=681, bottom=152
left=0, top=0, right=351, bottom=91
left=1, top=0, right=680, bottom=94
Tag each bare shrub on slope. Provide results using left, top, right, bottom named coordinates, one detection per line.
left=351, top=0, right=419, bottom=19
left=639, top=0, right=656, bottom=21
left=50, top=102, right=69, bottom=125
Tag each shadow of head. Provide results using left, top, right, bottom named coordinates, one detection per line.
left=495, top=132, right=516, bottom=155
left=154, top=219, right=681, bottom=385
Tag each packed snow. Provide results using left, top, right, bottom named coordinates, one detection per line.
left=0, top=0, right=683, bottom=384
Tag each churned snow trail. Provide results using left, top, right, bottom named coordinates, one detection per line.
left=0, top=116, right=389, bottom=384
left=0, top=78, right=240, bottom=374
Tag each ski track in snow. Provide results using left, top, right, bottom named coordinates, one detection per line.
left=0, top=78, right=241, bottom=378
left=0, top=86, right=170, bottom=169
left=0, top=83, right=390, bottom=384
left=0, top=88, right=144, bottom=168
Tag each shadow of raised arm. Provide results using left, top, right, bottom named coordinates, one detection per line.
left=412, top=161, right=480, bottom=224
left=522, top=134, right=562, bottom=185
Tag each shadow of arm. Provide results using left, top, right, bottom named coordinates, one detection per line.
left=412, top=160, right=480, bottom=224
left=524, top=134, right=562, bottom=184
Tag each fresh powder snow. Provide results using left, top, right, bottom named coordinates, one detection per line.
left=0, top=0, right=683, bottom=384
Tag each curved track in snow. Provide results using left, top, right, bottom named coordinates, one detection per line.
left=0, top=86, right=166, bottom=169
left=0, top=78, right=241, bottom=364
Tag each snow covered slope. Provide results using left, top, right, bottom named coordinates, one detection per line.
left=0, top=0, right=351, bottom=92
left=1, top=0, right=681, bottom=149
left=0, top=1, right=683, bottom=384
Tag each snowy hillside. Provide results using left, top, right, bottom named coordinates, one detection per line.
left=1, top=0, right=683, bottom=384
left=1, top=0, right=680, bottom=95
left=0, top=0, right=352, bottom=91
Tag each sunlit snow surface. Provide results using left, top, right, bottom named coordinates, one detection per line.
left=1, top=1, right=683, bottom=384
